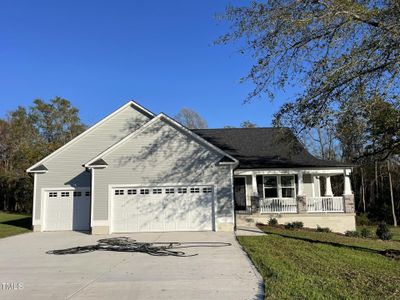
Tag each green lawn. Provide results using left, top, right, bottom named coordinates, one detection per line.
left=238, top=226, right=400, bottom=299
left=0, top=212, right=32, bottom=238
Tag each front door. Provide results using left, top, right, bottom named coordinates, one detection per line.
left=234, top=177, right=247, bottom=210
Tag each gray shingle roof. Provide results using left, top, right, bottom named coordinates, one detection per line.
left=193, top=128, right=351, bottom=169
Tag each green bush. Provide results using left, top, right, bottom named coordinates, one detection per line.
left=345, top=230, right=360, bottom=237
left=292, top=221, right=304, bottom=229
left=268, top=218, right=278, bottom=226
left=360, top=227, right=371, bottom=238
left=284, top=221, right=303, bottom=229
left=316, top=226, right=331, bottom=233
left=356, top=213, right=371, bottom=226
left=376, top=222, right=392, bottom=240
left=284, top=223, right=293, bottom=229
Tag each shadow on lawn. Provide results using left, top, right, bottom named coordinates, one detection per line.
left=0, top=216, right=32, bottom=230
left=263, top=229, right=400, bottom=260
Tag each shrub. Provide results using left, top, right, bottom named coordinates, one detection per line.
left=284, top=221, right=303, bottom=229
left=376, top=222, right=392, bottom=240
left=316, top=226, right=331, bottom=233
left=284, top=223, right=294, bottom=229
left=360, top=227, right=371, bottom=238
left=268, top=218, right=278, bottom=227
left=345, top=230, right=360, bottom=237
left=292, top=221, right=304, bottom=229
left=356, top=213, right=371, bottom=226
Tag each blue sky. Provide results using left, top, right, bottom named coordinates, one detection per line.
left=0, top=0, right=286, bottom=128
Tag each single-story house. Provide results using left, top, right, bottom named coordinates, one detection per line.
left=27, top=101, right=356, bottom=234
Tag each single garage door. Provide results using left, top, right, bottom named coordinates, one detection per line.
left=44, top=189, right=91, bottom=231
left=112, top=186, right=213, bottom=233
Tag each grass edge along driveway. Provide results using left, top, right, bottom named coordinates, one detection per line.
left=237, top=226, right=400, bottom=299
left=0, top=212, right=32, bottom=238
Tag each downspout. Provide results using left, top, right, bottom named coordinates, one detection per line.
left=85, top=166, right=93, bottom=232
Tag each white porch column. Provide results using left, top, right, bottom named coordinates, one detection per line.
left=297, top=171, right=304, bottom=195
left=343, top=170, right=353, bottom=195
left=324, top=176, right=333, bottom=196
left=251, top=172, right=258, bottom=197
left=313, top=176, right=321, bottom=197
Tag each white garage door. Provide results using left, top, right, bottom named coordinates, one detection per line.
left=44, top=189, right=91, bottom=231
left=112, top=186, right=213, bottom=233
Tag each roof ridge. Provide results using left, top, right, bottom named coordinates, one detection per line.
left=193, top=127, right=289, bottom=130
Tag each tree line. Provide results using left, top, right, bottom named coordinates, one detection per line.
left=218, top=0, right=400, bottom=225
left=0, top=97, right=86, bottom=212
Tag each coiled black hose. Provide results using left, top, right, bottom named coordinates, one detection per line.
left=46, top=237, right=231, bottom=257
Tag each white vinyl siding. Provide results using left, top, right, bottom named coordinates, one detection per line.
left=93, top=119, right=233, bottom=225
left=34, top=104, right=150, bottom=221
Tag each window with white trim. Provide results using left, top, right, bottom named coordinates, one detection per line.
left=49, top=192, right=57, bottom=197
left=190, top=187, right=200, bottom=193
left=61, top=192, right=70, bottom=197
left=127, top=189, right=137, bottom=195
left=153, top=188, right=162, bottom=194
left=263, top=175, right=296, bottom=198
left=263, top=176, right=278, bottom=198
left=140, top=189, right=149, bottom=195
left=281, top=175, right=295, bottom=197
left=115, top=190, right=124, bottom=195
left=165, top=188, right=175, bottom=194
left=177, top=187, right=187, bottom=194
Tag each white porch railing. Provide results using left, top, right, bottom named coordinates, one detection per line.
left=260, top=198, right=297, bottom=214
left=306, top=197, right=344, bottom=212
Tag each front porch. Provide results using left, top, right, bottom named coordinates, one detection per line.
left=234, top=168, right=356, bottom=233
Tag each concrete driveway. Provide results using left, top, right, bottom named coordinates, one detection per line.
left=0, top=231, right=263, bottom=300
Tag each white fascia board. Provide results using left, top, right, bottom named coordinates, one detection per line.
left=158, top=113, right=239, bottom=164
left=218, top=161, right=238, bottom=166
left=89, top=165, right=108, bottom=169
left=26, top=100, right=155, bottom=173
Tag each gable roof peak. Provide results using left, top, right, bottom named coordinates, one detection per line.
left=27, top=99, right=155, bottom=173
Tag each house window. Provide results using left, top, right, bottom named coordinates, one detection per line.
left=153, top=188, right=162, bottom=194
left=85, top=191, right=91, bottom=197
left=61, top=192, right=70, bottom=197
left=177, top=187, right=187, bottom=194
left=202, top=187, right=212, bottom=193
left=263, top=176, right=278, bottom=198
left=127, top=189, right=137, bottom=195
left=190, top=187, right=200, bottom=193
left=165, top=188, right=175, bottom=194
left=281, top=176, right=295, bottom=197
left=140, top=189, right=149, bottom=195
left=115, top=190, right=124, bottom=195
left=263, top=175, right=296, bottom=198
left=73, top=191, right=82, bottom=197
left=49, top=192, right=57, bottom=197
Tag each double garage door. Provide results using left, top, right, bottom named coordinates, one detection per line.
left=112, top=186, right=214, bottom=232
left=44, top=189, right=91, bottom=231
